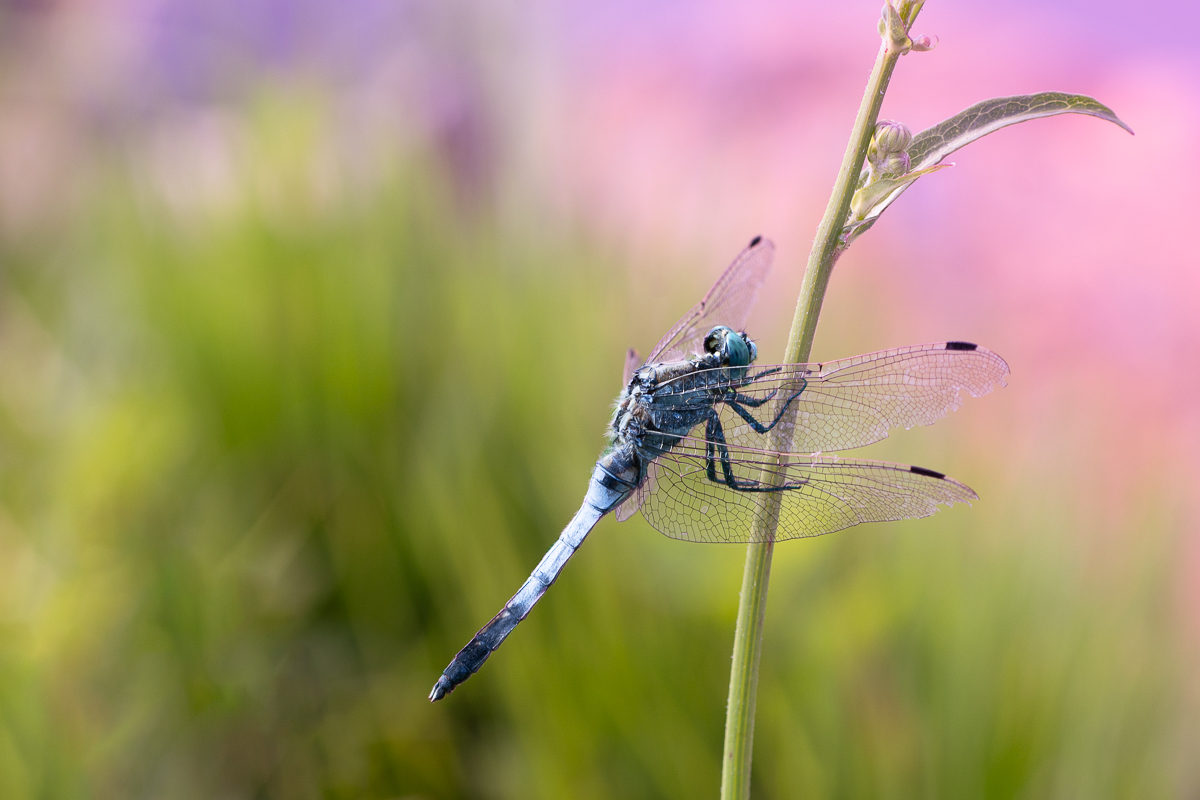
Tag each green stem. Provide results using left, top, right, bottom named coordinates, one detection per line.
left=719, top=34, right=905, bottom=800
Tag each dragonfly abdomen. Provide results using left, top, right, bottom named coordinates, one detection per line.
left=429, top=461, right=637, bottom=701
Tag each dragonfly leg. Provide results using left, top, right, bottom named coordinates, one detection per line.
left=704, top=415, right=751, bottom=489
left=726, top=379, right=807, bottom=434
left=704, top=416, right=732, bottom=485
left=731, top=387, right=777, bottom=408
left=703, top=413, right=804, bottom=493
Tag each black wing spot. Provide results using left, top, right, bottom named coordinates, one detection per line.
left=910, top=465, right=946, bottom=479
left=749, top=235, right=762, bottom=247
left=945, top=341, right=977, bottom=351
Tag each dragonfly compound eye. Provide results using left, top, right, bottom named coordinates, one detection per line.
left=727, top=338, right=749, bottom=367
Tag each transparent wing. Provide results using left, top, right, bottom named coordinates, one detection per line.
left=644, top=236, right=774, bottom=365
left=615, top=459, right=657, bottom=521
left=654, top=342, right=1009, bottom=455
left=639, top=436, right=977, bottom=543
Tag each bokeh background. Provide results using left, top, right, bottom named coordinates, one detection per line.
left=1, top=1, right=1198, bottom=797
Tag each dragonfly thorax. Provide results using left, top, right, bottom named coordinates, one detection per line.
left=606, top=326, right=763, bottom=472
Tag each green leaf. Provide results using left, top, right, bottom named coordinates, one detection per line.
left=846, top=92, right=1133, bottom=241
left=908, top=92, right=1133, bottom=168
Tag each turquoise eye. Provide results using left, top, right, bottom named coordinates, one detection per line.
left=724, top=332, right=751, bottom=367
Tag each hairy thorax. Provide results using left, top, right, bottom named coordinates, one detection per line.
left=611, top=356, right=733, bottom=459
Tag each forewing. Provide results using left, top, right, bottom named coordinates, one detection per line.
left=639, top=437, right=977, bottom=543
left=646, top=237, right=774, bottom=364
left=654, top=342, right=1009, bottom=455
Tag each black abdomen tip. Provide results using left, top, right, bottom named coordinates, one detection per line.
left=749, top=235, right=762, bottom=247
left=945, top=341, right=977, bottom=351
left=910, top=465, right=946, bottom=479
left=429, top=676, right=453, bottom=702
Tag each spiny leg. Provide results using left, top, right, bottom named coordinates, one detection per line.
left=704, top=414, right=746, bottom=488
left=726, top=380, right=807, bottom=434
left=703, top=413, right=803, bottom=493
left=731, top=387, right=777, bottom=408
left=728, top=367, right=786, bottom=408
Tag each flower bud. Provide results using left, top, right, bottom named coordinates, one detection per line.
left=874, top=120, right=913, bottom=155
left=879, top=152, right=910, bottom=176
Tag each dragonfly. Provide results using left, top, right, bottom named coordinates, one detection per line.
left=429, top=235, right=1008, bottom=701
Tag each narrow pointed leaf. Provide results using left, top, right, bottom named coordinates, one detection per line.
left=847, top=92, right=1132, bottom=240
left=908, top=92, right=1132, bottom=169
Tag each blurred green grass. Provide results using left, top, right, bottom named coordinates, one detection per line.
left=0, top=98, right=1195, bottom=800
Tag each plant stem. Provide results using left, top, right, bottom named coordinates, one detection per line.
left=719, top=34, right=906, bottom=800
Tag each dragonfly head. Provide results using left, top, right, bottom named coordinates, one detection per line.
left=703, top=326, right=758, bottom=368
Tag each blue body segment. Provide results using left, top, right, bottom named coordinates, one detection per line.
left=428, top=463, right=630, bottom=701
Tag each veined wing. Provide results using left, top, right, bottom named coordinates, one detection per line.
left=639, top=436, right=977, bottom=543
left=615, top=462, right=654, bottom=522
left=644, top=236, right=774, bottom=366
left=654, top=341, right=1009, bottom=455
